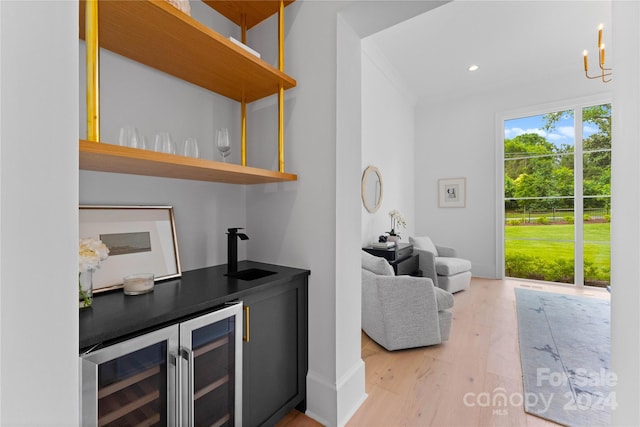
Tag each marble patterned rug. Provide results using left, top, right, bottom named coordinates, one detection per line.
left=515, top=288, right=612, bottom=427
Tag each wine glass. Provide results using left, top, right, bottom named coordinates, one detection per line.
left=183, top=137, right=200, bottom=158
left=139, top=135, right=148, bottom=150
left=118, top=126, right=141, bottom=148
left=216, top=128, right=230, bottom=162
left=153, top=132, right=175, bottom=154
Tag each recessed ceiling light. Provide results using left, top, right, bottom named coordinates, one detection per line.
left=468, top=65, right=479, bottom=72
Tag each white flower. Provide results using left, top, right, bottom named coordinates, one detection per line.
left=389, top=209, right=407, bottom=230
left=79, top=238, right=109, bottom=272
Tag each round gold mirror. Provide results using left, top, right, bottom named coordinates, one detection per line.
left=361, top=166, right=383, bottom=213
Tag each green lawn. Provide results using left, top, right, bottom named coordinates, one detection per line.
left=505, top=222, right=610, bottom=286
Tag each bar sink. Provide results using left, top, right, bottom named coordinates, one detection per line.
left=225, top=268, right=276, bottom=281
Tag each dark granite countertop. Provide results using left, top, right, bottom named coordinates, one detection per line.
left=79, top=260, right=310, bottom=351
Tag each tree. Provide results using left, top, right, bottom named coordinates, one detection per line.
left=556, top=143, right=574, bottom=170
left=543, top=104, right=611, bottom=140
left=584, top=133, right=611, bottom=180
left=551, top=167, right=574, bottom=209
left=505, top=105, right=610, bottom=215
left=543, top=104, right=611, bottom=209
left=504, top=133, right=556, bottom=179
left=514, top=173, right=554, bottom=211
left=504, top=174, right=517, bottom=211
left=504, top=133, right=559, bottom=211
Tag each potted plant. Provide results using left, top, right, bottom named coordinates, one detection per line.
left=386, top=209, right=406, bottom=243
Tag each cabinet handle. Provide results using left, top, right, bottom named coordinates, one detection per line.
left=243, top=305, right=250, bottom=342
left=180, top=347, right=194, bottom=427
left=170, top=351, right=181, bottom=426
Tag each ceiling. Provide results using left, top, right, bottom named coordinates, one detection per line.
left=365, top=0, right=612, bottom=101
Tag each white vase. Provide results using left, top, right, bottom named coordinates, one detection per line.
left=387, top=235, right=400, bottom=243
left=79, top=270, right=93, bottom=309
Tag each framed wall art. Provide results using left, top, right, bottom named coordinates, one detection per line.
left=438, top=178, right=466, bottom=208
left=79, top=205, right=181, bottom=292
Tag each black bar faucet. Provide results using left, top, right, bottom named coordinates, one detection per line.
left=227, top=227, right=249, bottom=273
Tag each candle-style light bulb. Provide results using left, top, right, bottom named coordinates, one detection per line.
left=598, top=23, right=603, bottom=49
left=599, top=44, right=605, bottom=66
left=583, top=50, right=589, bottom=71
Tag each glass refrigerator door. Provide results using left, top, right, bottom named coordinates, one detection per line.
left=80, top=325, right=179, bottom=426
left=179, top=302, right=243, bottom=427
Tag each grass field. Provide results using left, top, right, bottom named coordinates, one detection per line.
left=505, top=222, right=610, bottom=286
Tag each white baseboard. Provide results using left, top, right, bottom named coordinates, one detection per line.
left=337, top=359, right=367, bottom=426
left=305, top=359, right=367, bottom=427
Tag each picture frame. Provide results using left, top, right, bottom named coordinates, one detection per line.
left=79, top=205, right=181, bottom=293
left=438, top=178, right=466, bottom=208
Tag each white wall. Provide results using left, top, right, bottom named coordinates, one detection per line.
left=79, top=2, right=247, bottom=271
left=611, top=1, right=640, bottom=424
left=245, top=2, right=436, bottom=424
left=244, top=3, right=368, bottom=425
left=360, top=40, right=416, bottom=247
left=79, top=172, right=247, bottom=271
left=335, top=14, right=368, bottom=423
left=0, top=1, right=78, bottom=424
left=414, top=76, right=609, bottom=278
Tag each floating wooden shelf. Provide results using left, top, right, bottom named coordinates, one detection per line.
left=79, top=0, right=296, bottom=103
left=79, top=1, right=298, bottom=184
left=202, top=0, right=295, bottom=29
left=80, top=140, right=297, bottom=184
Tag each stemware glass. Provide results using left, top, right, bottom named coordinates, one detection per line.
left=153, top=132, right=175, bottom=154
left=118, top=126, right=142, bottom=148
left=216, top=128, right=230, bottom=162
left=183, top=137, right=200, bottom=158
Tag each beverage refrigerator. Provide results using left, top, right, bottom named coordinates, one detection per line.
left=80, top=302, right=243, bottom=426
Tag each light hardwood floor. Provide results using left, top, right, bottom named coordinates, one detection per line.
left=277, top=278, right=610, bottom=427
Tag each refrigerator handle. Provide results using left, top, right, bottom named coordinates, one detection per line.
left=180, top=346, right=194, bottom=427
left=170, top=351, right=181, bottom=427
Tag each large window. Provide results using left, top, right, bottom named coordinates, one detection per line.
left=503, top=104, right=611, bottom=287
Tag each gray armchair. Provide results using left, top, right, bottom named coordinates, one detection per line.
left=361, top=250, right=454, bottom=351
left=410, top=235, right=472, bottom=293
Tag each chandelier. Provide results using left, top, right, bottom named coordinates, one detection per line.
left=583, top=24, right=612, bottom=83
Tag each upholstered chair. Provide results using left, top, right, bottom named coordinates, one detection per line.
left=410, top=235, right=472, bottom=293
left=361, top=250, right=454, bottom=351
